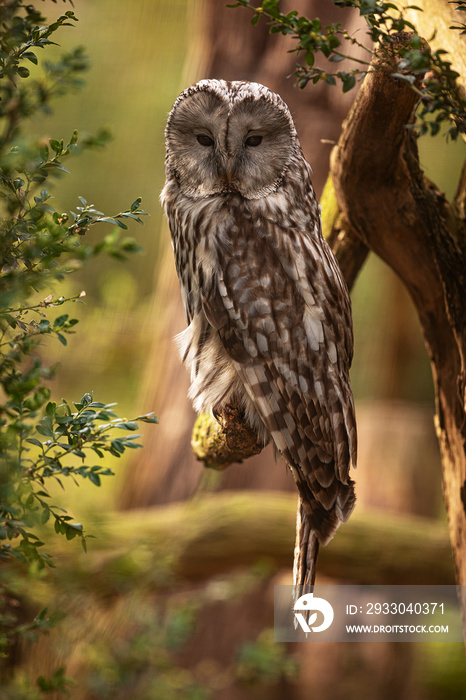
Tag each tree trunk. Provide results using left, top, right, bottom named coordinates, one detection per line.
left=329, top=45, right=466, bottom=586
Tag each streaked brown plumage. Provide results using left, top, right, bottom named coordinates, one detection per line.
left=161, top=79, right=357, bottom=586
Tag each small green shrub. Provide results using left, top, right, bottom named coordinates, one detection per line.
left=0, top=0, right=156, bottom=676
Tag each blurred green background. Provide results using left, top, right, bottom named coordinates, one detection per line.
left=28, top=0, right=191, bottom=409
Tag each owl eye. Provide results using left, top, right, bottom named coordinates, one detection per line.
left=245, top=135, right=263, bottom=147
left=197, top=134, right=214, bottom=147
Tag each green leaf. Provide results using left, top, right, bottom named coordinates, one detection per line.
left=262, top=0, right=279, bottom=10
left=341, top=73, right=356, bottom=93
left=36, top=423, right=54, bottom=438
left=3, top=314, right=16, bottom=329
left=50, top=139, right=61, bottom=154
left=409, top=34, right=422, bottom=49
left=117, top=421, right=139, bottom=431
left=391, top=72, right=416, bottom=84
left=26, top=438, right=43, bottom=448
left=88, top=472, right=101, bottom=486
left=54, top=163, right=70, bottom=174
left=23, top=51, right=38, bottom=65
left=137, top=414, right=159, bottom=424
left=46, top=401, right=57, bottom=417
left=98, top=216, right=128, bottom=229
left=110, top=439, right=125, bottom=456
left=80, top=393, right=93, bottom=407
left=53, top=314, right=68, bottom=328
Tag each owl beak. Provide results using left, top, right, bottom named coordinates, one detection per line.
left=220, top=164, right=235, bottom=188
left=220, top=156, right=235, bottom=188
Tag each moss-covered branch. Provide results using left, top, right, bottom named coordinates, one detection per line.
left=191, top=406, right=264, bottom=470
left=53, top=493, right=454, bottom=588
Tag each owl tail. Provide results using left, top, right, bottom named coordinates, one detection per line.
left=293, top=496, right=320, bottom=591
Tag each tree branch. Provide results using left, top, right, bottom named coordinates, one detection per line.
left=191, top=407, right=264, bottom=470
left=57, top=493, right=454, bottom=587
left=330, top=40, right=466, bottom=588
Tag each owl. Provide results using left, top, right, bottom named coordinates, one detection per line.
left=161, top=79, right=357, bottom=588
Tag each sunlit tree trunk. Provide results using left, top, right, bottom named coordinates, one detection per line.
left=329, top=25, right=466, bottom=586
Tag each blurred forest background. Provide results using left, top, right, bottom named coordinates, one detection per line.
left=4, top=0, right=466, bottom=698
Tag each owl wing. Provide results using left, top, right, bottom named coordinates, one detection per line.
left=202, top=217, right=356, bottom=545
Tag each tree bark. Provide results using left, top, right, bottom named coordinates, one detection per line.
left=329, top=46, right=466, bottom=586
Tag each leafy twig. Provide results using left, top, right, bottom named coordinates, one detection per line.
left=229, top=0, right=466, bottom=138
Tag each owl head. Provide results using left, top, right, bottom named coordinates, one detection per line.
left=164, top=79, right=300, bottom=200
